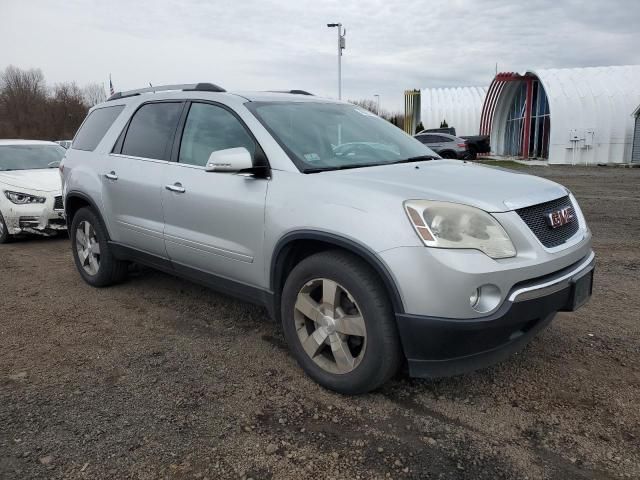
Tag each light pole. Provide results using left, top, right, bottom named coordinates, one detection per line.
left=374, top=94, right=380, bottom=115
left=327, top=23, right=346, bottom=99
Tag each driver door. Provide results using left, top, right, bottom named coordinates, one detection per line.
left=161, top=101, right=268, bottom=287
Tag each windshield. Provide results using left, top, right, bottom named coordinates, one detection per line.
left=247, top=102, right=439, bottom=172
left=0, top=144, right=66, bottom=171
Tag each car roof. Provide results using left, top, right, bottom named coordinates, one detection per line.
left=0, top=139, right=61, bottom=146
left=231, top=91, right=339, bottom=103
left=98, top=86, right=344, bottom=109
left=415, top=132, right=461, bottom=140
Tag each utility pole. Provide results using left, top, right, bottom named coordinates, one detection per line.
left=374, top=94, right=380, bottom=115
left=327, top=23, right=346, bottom=99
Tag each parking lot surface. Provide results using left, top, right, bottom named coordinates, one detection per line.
left=1, top=166, right=639, bottom=479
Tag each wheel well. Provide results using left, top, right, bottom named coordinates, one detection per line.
left=65, top=195, right=91, bottom=226
left=270, top=236, right=404, bottom=322
left=440, top=150, right=457, bottom=158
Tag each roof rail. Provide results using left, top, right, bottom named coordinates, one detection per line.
left=268, top=90, right=314, bottom=96
left=108, top=82, right=226, bottom=101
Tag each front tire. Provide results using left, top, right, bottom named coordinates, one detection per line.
left=70, top=207, right=127, bottom=287
left=281, top=250, right=402, bottom=394
left=0, top=211, right=10, bottom=244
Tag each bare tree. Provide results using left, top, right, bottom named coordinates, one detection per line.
left=349, top=98, right=404, bottom=130
left=83, top=82, right=107, bottom=107
left=0, top=66, right=92, bottom=140
left=350, top=99, right=379, bottom=114
left=48, top=82, right=87, bottom=139
left=0, top=66, right=47, bottom=138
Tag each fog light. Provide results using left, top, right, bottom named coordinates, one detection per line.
left=469, top=289, right=479, bottom=308
left=470, top=284, right=502, bottom=313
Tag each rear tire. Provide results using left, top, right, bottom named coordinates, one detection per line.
left=0, top=211, right=10, bottom=244
left=440, top=150, right=457, bottom=159
left=70, top=207, right=128, bottom=287
left=281, top=250, right=402, bottom=394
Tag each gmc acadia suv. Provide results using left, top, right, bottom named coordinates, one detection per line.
left=61, top=83, right=594, bottom=394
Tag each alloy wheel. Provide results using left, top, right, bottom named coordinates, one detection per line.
left=294, top=278, right=367, bottom=374
left=75, top=220, right=101, bottom=275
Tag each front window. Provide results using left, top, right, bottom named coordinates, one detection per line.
left=247, top=102, right=438, bottom=172
left=0, top=144, right=66, bottom=171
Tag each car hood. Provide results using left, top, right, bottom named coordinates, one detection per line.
left=0, top=169, right=62, bottom=193
left=323, top=160, right=567, bottom=212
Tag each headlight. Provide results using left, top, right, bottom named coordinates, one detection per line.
left=4, top=191, right=46, bottom=205
left=404, top=200, right=516, bottom=259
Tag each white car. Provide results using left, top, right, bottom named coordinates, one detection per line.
left=0, top=140, right=67, bottom=243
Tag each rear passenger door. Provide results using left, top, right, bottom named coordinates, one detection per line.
left=161, top=101, right=268, bottom=287
left=104, top=101, right=184, bottom=257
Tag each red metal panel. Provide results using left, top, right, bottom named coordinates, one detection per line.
left=479, top=72, right=522, bottom=136
left=521, top=78, right=534, bottom=158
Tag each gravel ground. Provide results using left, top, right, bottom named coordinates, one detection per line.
left=1, top=166, right=639, bottom=479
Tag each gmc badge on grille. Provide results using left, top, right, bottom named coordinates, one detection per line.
left=545, top=206, right=575, bottom=229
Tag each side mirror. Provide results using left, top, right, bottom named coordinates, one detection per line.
left=205, top=147, right=253, bottom=173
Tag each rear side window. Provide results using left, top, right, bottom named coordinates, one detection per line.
left=121, top=102, right=183, bottom=160
left=72, top=105, right=124, bottom=151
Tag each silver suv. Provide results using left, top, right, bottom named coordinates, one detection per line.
left=61, top=83, right=594, bottom=394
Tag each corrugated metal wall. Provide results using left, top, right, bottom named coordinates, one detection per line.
left=404, top=90, right=421, bottom=135
left=420, top=86, right=488, bottom=137
left=633, top=115, right=640, bottom=163
left=486, top=65, right=640, bottom=164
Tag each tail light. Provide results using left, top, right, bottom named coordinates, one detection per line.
left=457, top=143, right=467, bottom=149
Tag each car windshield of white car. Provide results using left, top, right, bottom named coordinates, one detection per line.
left=247, top=102, right=438, bottom=173
left=0, top=144, right=66, bottom=171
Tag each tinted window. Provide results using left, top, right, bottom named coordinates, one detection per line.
left=179, top=103, right=255, bottom=167
left=416, top=135, right=433, bottom=144
left=73, top=105, right=124, bottom=151
left=439, top=136, right=454, bottom=143
left=121, top=102, right=183, bottom=160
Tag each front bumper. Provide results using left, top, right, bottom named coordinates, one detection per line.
left=3, top=195, right=66, bottom=236
left=397, top=252, right=595, bottom=378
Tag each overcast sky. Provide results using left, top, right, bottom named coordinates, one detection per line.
left=1, top=0, right=639, bottom=111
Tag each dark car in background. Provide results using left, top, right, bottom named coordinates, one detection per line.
left=414, top=132, right=469, bottom=159
left=417, top=127, right=491, bottom=159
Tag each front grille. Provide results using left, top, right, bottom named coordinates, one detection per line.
left=53, top=196, right=64, bottom=210
left=516, top=195, right=579, bottom=248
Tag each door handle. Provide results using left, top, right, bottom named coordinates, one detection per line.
left=104, top=171, right=118, bottom=180
left=165, top=183, right=186, bottom=193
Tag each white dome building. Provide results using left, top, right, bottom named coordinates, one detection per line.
left=480, top=65, right=640, bottom=164
left=420, top=86, right=488, bottom=137
left=633, top=103, right=640, bottom=164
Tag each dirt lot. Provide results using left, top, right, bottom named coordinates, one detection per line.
left=1, top=166, right=639, bottom=479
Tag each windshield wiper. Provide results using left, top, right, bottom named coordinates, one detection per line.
left=304, top=162, right=388, bottom=173
left=391, top=155, right=439, bottom=164
left=303, top=155, right=439, bottom=173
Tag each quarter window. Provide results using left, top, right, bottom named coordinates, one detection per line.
left=73, top=105, right=124, bottom=151
left=179, top=103, right=255, bottom=167
left=121, top=102, right=183, bottom=160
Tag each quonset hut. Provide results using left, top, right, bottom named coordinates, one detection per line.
left=633, top=103, right=640, bottom=164
left=480, top=65, right=640, bottom=164
left=420, top=86, right=488, bottom=136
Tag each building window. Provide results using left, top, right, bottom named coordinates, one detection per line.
left=503, top=79, right=550, bottom=159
